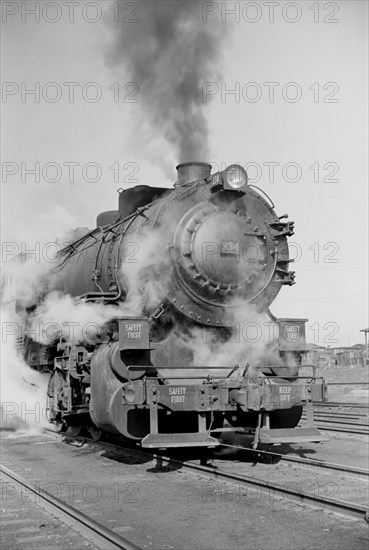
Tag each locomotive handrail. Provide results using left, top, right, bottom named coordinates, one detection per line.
left=141, top=375, right=325, bottom=381
left=80, top=219, right=136, bottom=302
left=145, top=376, right=237, bottom=380
left=128, top=365, right=240, bottom=369
left=56, top=194, right=164, bottom=259
left=56, top=216, right=132, bottom=263
left=249, top=184, right=275, bottom=210
left=56, top=197, right=166, bottom=299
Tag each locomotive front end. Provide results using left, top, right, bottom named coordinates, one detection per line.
left=38, top=161, right=328, bottom=448
left=168, top=162, right=289, bottom=326
left=83, top=162, right=327, bottom=449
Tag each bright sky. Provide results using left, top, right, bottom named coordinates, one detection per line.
left=1, top=0, right=368, bottom=346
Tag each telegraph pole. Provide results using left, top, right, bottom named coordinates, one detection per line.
left=360, top=328, right=369, bottom=365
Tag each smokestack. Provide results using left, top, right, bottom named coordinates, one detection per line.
left=176, top=162, right=212, bottom=186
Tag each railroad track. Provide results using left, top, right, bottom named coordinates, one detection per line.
left=300, top=420, right=369, bottom=436
left=218, top=442, right=369, bottom=480
left=313, top=402, right=369, bottom=410
left=0, top=464, right=141, bottom=550
left=302, top=402, right=369, bottom=435
left=55, top=430, right=368, bottom=522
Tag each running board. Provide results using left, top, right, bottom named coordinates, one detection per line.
left=259, top=427, right=329, bottom=444
left=141, top=433, right=220, bottom=449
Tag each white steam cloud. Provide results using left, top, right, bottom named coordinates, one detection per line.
left=120, top=229, right=172, bottom=316
left=28, top=292, right=120, bottom=345
left=0, top=307, right=49, bottom=433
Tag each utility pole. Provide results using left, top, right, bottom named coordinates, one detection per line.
left=360, top=328, right=369, bottom=366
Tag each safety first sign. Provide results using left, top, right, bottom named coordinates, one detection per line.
left=119, top=318, right=150, bottom=350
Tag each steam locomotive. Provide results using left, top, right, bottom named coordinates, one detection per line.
left=23, top=162, right=326, bottom=448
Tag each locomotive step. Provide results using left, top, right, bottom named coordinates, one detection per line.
left=259, top=427, right=329, bottom=444
left=141, top=433, right=220, bottom=449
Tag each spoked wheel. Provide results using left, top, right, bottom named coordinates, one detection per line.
left=88, top=424, right=103, bottom=441
left=54, top=420, right=66, bottom=433
left=66, top=425, right=82, bottom=437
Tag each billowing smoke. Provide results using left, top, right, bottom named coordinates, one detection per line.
left=106, top=0, right=225, bottom=165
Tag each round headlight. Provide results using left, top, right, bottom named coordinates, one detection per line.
left=223, top=164, right=248, bottom=190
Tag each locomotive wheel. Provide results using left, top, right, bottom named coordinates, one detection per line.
left=269, top=405, right=303, bottom=429
left=54, top=420, right=66, bottom=433
left=89, top=425, right=103, bottom=441
left=66, top=425, right=82, bottom=437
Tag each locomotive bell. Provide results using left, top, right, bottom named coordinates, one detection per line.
left=175, top=162, right=212, bottom=186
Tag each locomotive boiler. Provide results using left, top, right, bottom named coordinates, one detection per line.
left=24, top=162, right=327, bottom=448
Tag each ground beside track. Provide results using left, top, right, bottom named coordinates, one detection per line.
left=0, top=466, right=101, bottom=550
left=219, top=429, right=369, bottom=469
left=212, top=433, right=369, bottom=508
left=1, top=429, right=368, bottom=550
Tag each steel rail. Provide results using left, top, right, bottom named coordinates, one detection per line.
left=177, top=459, right=368, bottom=521
left=312, top=416, right=368, bottom=422
left=309, top=413, right=368, bottom=418
left=314, top=425, right=369, bottom=435
left=304, top=415, right=368, bottom=422
left=301, top=410, right=369, bottom=435
left=325, top=382, right=369, bottom=386
left=312, top=402, right=369, bottom=409
left=308, top=407, right=368, bottom=419
left=0, top=465, right=141, bottom=550
left=301, top=416, right=369, bottom=427
left=56, top=432, right=368, bottom=521
left=217, top=442, right=369, bottom=479
left=313, top=401, right=369, bottom=412
left=305, top=406, right=368, bottom=414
